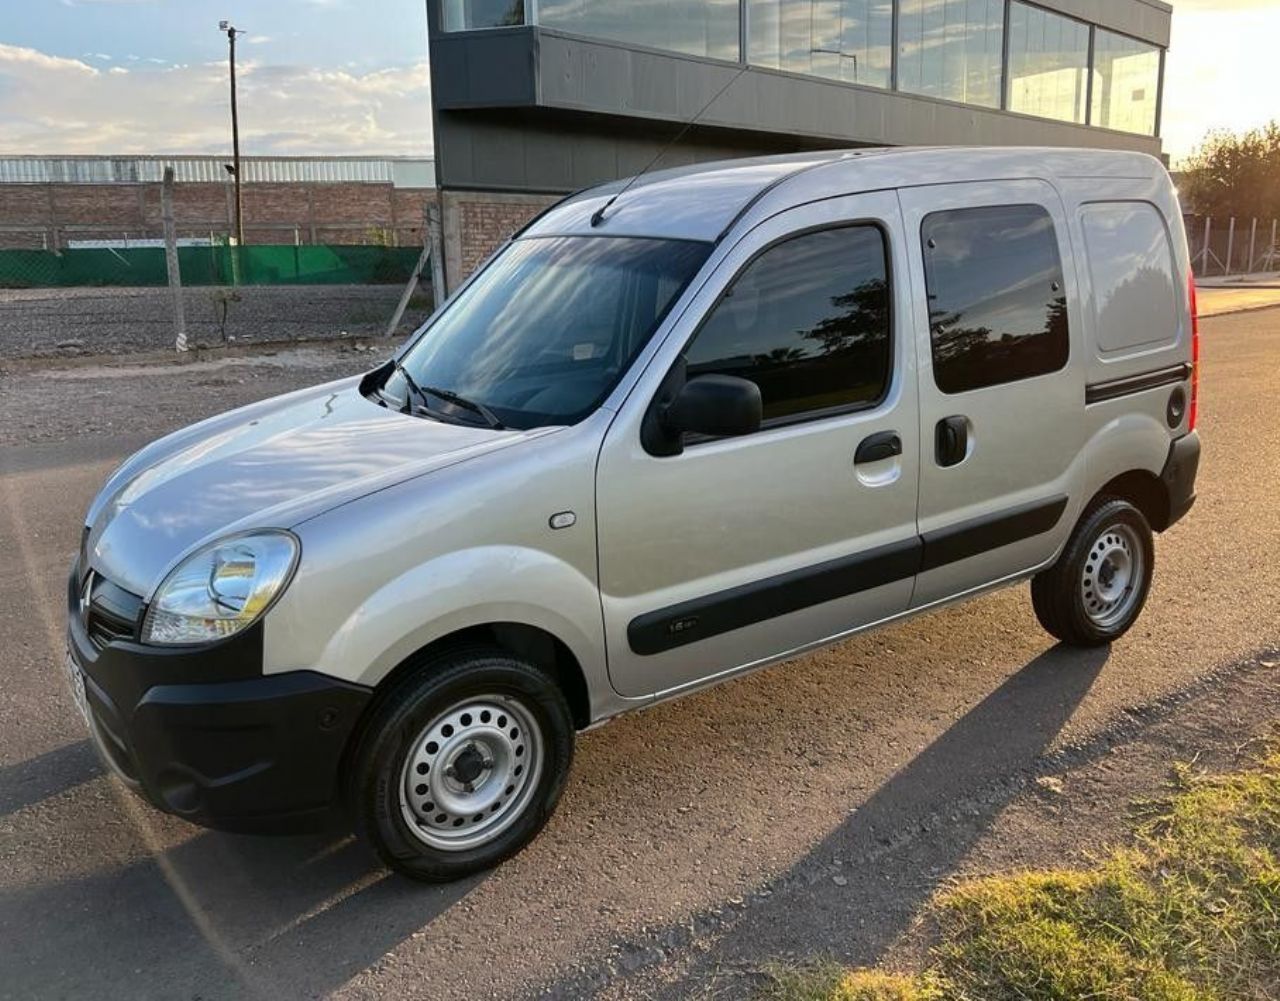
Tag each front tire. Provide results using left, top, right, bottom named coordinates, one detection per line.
left=1031, top=497, right=1155, bottom=647
left=345, top=646, right=574, bottom=882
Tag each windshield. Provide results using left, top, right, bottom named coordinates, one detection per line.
left=382, top=235, right=712, bottom=430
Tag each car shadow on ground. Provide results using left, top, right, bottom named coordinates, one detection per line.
left=0, top=738, right=101, bottom=818
left=1, top=785, right=480, bottom=1000
left=540, top=642, right=1110, bottom=999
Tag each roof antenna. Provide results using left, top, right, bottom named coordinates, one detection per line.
left=590, top=64, right=750, bottom=228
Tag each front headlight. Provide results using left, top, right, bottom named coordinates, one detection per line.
left=141, top=531, right=299, bottom=646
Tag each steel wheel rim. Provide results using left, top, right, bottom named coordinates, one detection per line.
left=1080, top=522, right=1144, bottom=630
left=398, top=694, right=543, bottom=852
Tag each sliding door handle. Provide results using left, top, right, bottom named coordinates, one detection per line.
left=935, top=416, right=968, bottom=467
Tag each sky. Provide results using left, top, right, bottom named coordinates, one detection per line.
left=0, top=1, right=1275, bottom=164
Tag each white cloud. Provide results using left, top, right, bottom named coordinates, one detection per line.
left=0, top=43, right=432, bottom=156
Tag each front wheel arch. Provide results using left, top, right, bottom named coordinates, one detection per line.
left=359, top=622, right=591, bottom=732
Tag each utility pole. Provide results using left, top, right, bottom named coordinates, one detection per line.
left=219, top=20, right=245, bottom=247
left=160, top=167, right=188, bottom=352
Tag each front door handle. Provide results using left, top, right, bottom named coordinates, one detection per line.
left=854, top=431, right=902, bottom=465
left=935, top=416, right=968, bottom=467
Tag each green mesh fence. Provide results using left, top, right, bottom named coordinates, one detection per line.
left=0, top=244, right=423, bottom=289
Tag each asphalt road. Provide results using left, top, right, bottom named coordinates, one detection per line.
left=1, top=309, right=1278, bottom=1000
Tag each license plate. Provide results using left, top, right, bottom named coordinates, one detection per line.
left=64, top=650, right=91, bottom=728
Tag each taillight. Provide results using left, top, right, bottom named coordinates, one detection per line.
left=1188, top=272, right=1200, bottom=432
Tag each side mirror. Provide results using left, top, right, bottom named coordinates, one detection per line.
left=664, top=374, right=762, bottom=441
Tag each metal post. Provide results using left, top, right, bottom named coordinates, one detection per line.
left=161, top=167, right=188, bottom=352
left=428, top=202, right=446, bottom=311
left=1200, top=217, right=1211, bottom=274
left=222, top=22, right=245, bottom=248
left=1248, top=218, right=1258, bottom=274
left=1225, top=217, right=1236, bottom=276
left=384, top=245, right=431, bottom=340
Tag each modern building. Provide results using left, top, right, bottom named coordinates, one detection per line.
left=427, top=0, right=1171, bottom=289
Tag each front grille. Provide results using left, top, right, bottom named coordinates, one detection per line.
left=84, top=572, right=144, bottom=650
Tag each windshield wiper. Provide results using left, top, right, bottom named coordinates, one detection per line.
left=422, top=385, right=506, bottom=430
left=389, top=357, right=431, bottom=415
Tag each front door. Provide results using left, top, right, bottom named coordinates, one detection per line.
left=897, top=181, right=1087, bottom=608
left=596, top=192, right=921, bottom=699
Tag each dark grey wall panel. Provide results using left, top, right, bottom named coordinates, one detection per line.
left=535, top=33, right=1161, bottom=157
left=433, top=109, right=834, bottom=192
left=430, top=28, right=539, bottom=108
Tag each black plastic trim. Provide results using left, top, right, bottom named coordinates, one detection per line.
left=628, top=538, right=922, bottom=656
left=1159, top=430, right=1200, bottom=529
left=1085, top=362, right=1191, bottom=405
left=919, top=495, right=1068, bottom=572
left=627, top=494, right=1070, bottom=655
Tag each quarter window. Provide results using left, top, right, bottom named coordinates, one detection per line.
left=685, top=225, right=891, bottom=423
left=922, top=204, right=1069, bottom=394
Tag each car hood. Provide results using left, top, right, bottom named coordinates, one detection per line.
left=86, top=378, right=545, bottom=597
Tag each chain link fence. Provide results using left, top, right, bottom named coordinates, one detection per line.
left=1185, top=215, right=1280, bottom=278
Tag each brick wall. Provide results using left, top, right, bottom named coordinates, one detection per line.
left=0, top=180, right=434, bottom=249
left=440, top=190, right=560, bottom=292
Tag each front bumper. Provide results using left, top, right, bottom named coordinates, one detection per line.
left=67, top=564, right=372, bottom=833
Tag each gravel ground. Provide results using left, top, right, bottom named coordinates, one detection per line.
left=0, top=284, right=432, bottom=360
left=0, top=344, right=381, bottom=448
left=0, top=308, right=1277, bottom=1001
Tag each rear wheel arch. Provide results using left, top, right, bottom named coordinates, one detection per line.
left=1091, top=469, right=1170, bottom=533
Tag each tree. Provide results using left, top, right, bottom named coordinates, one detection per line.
left=1180, top=121, right=1280, bottom=220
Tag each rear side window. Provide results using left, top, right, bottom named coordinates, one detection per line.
left=1080, top=202, right=1179, bottom=355
left=685, top=225, right=891, bottom=423
left=923, top=204, right=1069, bottom=394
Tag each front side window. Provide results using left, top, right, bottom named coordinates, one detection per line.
left=748, top=0, right=894, bottom=90
left=923, top=204, right=1069, bottom=394
left=442, top=0, right=525, bottom=32
left=684, top=225, right=891, bottom=423
left=386, top=236, right=711, bottom=429
left=897, top=0, right=1004, bottom=108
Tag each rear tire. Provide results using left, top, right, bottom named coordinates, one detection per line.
left=345, top=646, right=574, bottom=882
left=1031, top=497, right=1154, bottom=647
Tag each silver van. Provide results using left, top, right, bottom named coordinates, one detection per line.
left=66, top=148, right=1201, bottom=880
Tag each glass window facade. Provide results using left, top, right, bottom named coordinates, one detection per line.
left=442, top=0, right=525, bottom=32
left=438, top=0, right=1167, bottom=139
left=1091, top=28, right=1160, bottom=135
left=897, top=0, right=1005, bottom=108
left=1007, top=2, right=1089, bottom=123
left=536, top=0, right=741, bottom=61
left=748, top=1, right=894, bottom=89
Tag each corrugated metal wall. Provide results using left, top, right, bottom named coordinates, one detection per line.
left=0, top=156, right=435, bottom=187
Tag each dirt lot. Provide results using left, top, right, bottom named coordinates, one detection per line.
left=0, top=284, right=430, bottom=359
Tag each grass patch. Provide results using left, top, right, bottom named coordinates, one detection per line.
left=765, top=750, right=1280, bottom=1001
